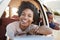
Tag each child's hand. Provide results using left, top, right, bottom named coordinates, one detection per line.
left=27, top=29, right=36, bottom=35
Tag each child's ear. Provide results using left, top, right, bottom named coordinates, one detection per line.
left=32, top=20, right=34, bottom=23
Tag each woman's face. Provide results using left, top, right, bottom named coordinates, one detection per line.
left=48, top=14, right=53, bottom=19
left=19, top=8, right=33, bottom=27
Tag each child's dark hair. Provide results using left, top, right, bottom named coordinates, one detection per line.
left=17, top=1, right=40, bottom=25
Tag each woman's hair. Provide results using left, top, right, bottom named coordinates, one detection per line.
left=17, top=1, right=40, bottom=25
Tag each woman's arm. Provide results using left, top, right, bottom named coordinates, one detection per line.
left=54, top=22, right=60, bottom=30
left=49, top=22, right=60, bottom=30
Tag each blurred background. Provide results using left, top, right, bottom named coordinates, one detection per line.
left=0, top=0, right=60, bottom=40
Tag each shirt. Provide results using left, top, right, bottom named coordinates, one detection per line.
left=5, top=21, right=39, bottom=39
left=49, top=22, right=55, bottom=29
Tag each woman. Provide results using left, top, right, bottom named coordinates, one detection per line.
left=6, top=1, right=52, bottom=40
left=46, top=11, right=60, bottom=30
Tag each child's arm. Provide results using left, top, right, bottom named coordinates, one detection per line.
left=27, top=25, right=52, bottom=35
left=36, top=26, right=52, bottom=35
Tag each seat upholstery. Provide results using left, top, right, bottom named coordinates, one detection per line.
left=0, top=18, right=18, bottom=40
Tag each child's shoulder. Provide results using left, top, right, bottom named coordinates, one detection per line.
left=6, top=21, right=19, bottom=29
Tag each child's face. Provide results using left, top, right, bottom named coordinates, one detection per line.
left=19, top=8, right=33, bottom=27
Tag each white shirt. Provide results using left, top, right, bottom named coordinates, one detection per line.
left=5, top=21, right=39, bottom=39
